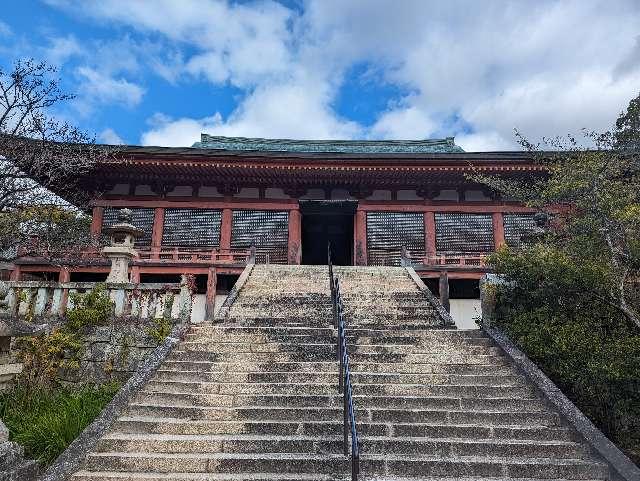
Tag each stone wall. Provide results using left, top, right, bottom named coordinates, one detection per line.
left=58, top=322, right=165, bottom=385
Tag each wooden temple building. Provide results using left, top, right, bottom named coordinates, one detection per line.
left=11, top=135, right=543, bottom=324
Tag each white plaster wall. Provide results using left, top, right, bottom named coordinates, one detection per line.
left=265, top=188, right=290, bottom=199
left=134, top=184, right=155, bottom=196
left=464, top=190, right=492, bottom=201
left=330, top=189, right=355, bottom=200
left=366, top=190, right=392, bottom=200
left=199, top=186, right=223, bottom=197
left=190, top=293, right=206, bottom=323
left=449, top=298, right=481, bottom=330
left=397, top=189, right=421, bottom=200
left=434, top=189, right=459, bottom=201
left=300, top=189, right=325, bottom=200
left=109, top=183, right=129, bottom=195
left=235, top=188, right=260, bottom=198
left=167, top=185, right=193, bottom=197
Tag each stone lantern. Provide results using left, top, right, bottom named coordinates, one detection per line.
left=102, top=209, right=144, bottom=283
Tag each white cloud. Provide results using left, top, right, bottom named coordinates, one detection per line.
left=141, top=78, right=362, bottom=146
left=99, top=128, right=125, bottom=145
left=45, top=35, right=83, bottom=66
left=47, top=0, right=640, bottom=150
left=75, top=67, right=145, bottom=113
left=369, top=106, right=438, bottom=140
left=0, top=20, right=12, bottom=37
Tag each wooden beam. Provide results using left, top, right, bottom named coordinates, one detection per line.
left=439, top=271, right=450, bottom=313
left=220, top=208, right=233, bottom=251
left=492, top=212, right=505, bottom=249
left=90, top=206, right=104, bottom=239
left=151, top=207, right=165, bottom=249
left=205, top=266, right=217, bottom=321
left=287, top=209, right=302, bottom=264
left=354, top=210, right=367, bottom=265
left=424, top=212, right=436, bottom=257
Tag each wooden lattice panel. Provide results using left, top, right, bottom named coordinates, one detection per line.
left=162, top=208, right=222, bottom=247
left=366, top=211, right=425, bottom=266
left=102, top=207, right=154, bottom=246
left=435, top=213, right=494, bottom=254
left=231, top=210, right=289, bottom=264
left=504, top=213, right=537, bottom=248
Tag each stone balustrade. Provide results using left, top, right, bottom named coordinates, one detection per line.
left=0, top=280, right=193, bottom=325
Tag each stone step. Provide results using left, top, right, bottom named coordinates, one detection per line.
left=113, top=417, right=575, bottom=441
left=160, top=360, right=516, bottom=375
left=152, top=370, right=527, bottom=386
left=125, top=404, right=561, bottom=426
left=94, top=433, right=587, bottom=459
left=72, top=471, right=338, bottom=480
left=134, top=391, right=547, bottom=411
left=143, top=380, right=535, bottom=398
left=167, top=350, right=508, bottom=364
left=84, top=452, right=608, bottom=479
left=178, top=341, right=500, bottom=357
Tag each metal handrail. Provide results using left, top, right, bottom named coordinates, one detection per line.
left=327, top=243, right=360, bottom=481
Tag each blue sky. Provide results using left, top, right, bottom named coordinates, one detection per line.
left=1, top=0, right=640, bottom=151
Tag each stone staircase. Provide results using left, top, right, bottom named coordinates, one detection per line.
left=71, top=264, right=609, bottom=480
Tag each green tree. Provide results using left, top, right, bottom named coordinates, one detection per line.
left=474, top=93, right=640, bottom=462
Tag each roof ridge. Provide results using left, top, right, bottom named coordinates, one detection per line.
left=193, top=134, right=464, bottom=154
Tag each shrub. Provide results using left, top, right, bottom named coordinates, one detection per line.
left=16, top=284, right=114, bottom=388
left=67, top=283, right=113, bottom=331
left=146, top=317, right=172, bottom=343
left=0, top=382, right=120, bottom=464
left=489, top=246, right=640, bottom=463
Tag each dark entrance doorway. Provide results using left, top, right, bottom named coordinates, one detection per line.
left=299, top=200, right=357, bottom=265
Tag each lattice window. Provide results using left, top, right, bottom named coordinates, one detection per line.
left=231, top=210, right=289, bottom=263
left=101, top=207, right=154, bottom=246
left=504, top=213, right=537, bottom=249
left=161, top=209, right=222, bottom=247
left=366, top=212, right=425, bottom=266
left=435, top=213, right=494, bottom=254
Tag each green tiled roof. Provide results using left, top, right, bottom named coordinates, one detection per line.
left=192, top=134, right=465, bottom=154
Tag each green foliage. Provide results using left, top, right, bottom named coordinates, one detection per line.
left=0, top=205, right=92, bottom=258
left=146, top=317, right=172, bottom=343
left=67, top=283, right=113, bottom=331
left=16, top=284, right=114, bottom=388
left=476, top=93, right=640, bottom=463
left=615, top=91, right=640, bottom=150
left=0, top=382, right=120, bottom=464
left=489, top=247, right=640, bottom=463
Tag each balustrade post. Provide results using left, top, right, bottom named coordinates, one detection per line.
left=439, top=271, right=450, bottom=313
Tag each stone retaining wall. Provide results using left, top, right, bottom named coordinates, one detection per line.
left=58, top=322, right=164, bottom=385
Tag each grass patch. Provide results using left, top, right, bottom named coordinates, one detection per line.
left=0, top=382, right=120, bottom=464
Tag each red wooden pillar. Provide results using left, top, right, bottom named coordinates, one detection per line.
left=90, top=206, right=104, bottom=240
left=59, top=267, right=70, bottom=315
left=130, top=266, right=140, bottom=283
left=354, top=210, right=367, bottom=266
left=492, top=212, right=505, bottom=249
left=287, top=209, right=302, bottom=264
left=9, top=266, right=21, bottom=281
left=205, top=266, right=217, bottom=321
left=220, top=208, right=233, bottom=252
left=424, top=212, right=437, bottom=260
left=151, top=208, right=165, bottom=258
